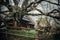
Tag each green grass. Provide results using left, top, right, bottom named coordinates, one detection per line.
left=10, top=29, right=36, bottom=38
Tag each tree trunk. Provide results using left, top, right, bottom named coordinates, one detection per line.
left=34, top=22, right=39, bottom=40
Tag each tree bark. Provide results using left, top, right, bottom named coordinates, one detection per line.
left=34, top=22, right=39, bottom=40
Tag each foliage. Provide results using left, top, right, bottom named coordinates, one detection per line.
left=9, top=29, right=36, bottom=38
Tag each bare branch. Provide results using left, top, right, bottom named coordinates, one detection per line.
left=26, top=8, right=60, bottom=19
left=22, top=0, right=44, bottom=11
left=44, top=0, right=60, bottom=6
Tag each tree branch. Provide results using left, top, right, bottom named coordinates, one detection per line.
left=26, top=8, right=60, bottom=19
left=44, top=0, right=60, bottom=6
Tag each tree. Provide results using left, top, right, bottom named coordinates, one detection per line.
left=0, top=0, right=60, bottom=40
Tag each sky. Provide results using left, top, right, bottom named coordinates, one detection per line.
left=1, top=0, right=60, bottom=27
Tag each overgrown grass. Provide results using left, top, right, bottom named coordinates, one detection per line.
left=10, top=29, right=36, bottom=38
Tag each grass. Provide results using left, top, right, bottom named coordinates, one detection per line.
left=10, top=29, right=36, bottom=38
